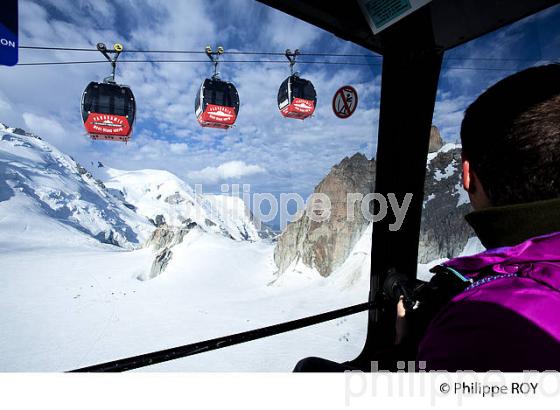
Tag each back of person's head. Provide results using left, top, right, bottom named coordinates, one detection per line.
left=460, top=64, right=560, bottom=207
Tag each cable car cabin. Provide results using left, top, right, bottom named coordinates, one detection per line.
left=81, top=82, right=136, bottom=142
left=195, top=78, right=240, bottom=129
left=277, top=75, right=317, bottom=120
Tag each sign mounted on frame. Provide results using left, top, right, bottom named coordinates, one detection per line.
left=0, top=0, right=18, bottom=66
left=356, top=0, right=432, bottom=34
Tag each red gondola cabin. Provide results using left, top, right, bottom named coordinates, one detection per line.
left=81, top=82, right=135, bottom=142
left=277, top=74, right=317, bottom=120
left=195, top=78, right=240, bottom=129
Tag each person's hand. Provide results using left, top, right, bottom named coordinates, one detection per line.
left=395, top=296, right=408, bottom=345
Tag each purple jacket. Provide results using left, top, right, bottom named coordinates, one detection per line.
left=417, top=231, right=560, bottom=371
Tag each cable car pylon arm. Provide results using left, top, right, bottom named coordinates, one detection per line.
left=205, top=45, right=225, bottom=79
left=97, top=42, right=124, bottom=83
left=285, top=48, right=300, bottom=75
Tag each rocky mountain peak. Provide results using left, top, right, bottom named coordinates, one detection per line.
left=274, top=129, right=475, bottom=278
left=429, top=125, right=444, bottom=153
left=336, top=152, right=369, bottom=169
left=274, top=153, right=375, bottom=277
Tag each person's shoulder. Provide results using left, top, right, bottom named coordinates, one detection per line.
left=417, top=282, right=560, bottom=371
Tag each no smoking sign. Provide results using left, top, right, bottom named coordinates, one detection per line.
left=332, top=85, right=358, bottom=119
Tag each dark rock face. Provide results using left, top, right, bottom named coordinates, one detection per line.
left=429, top=125, right=444, bottom=153
left=274, top=139, right=474, bottom=277
left=95, top=230, right=120, bottom=246
left=154, top=214, right=166, bottom=227
left=142, top=248, right=173, bottom=281
left=164, top=192, right=186, bottom=205
left=256, top=223, right=276, bottom=240
left=11, top=127, right=41, bottom=140
left=141, top=222, right=199, bottom=279
left=12, top=128, right=28, bottom=136
left=146, top=222, right=197, bottom=251
left=419, top=147, right=474, bottom=262
left=274, top=153, right=376, bottom=277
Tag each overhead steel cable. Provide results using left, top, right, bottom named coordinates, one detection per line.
left=19, top=45, right=380, bottom=58
left=18, top=45, right=556, bottom=62
left=14, top=45, right=557, bottom=71
left=14, top=59, right=381, bottom=66
left=13, top=59, right=541, bottom=72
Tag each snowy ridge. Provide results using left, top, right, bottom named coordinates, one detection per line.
left=205, top=194, right=261, bottom=241
left=0, top=124, right=153, bottom=249
left=99, top=166, right=265, bottom=242
left=0, top=122, right=269, bottom=251
left=427, top=142, right=461, bottom=162
left=424, top=142, right=470, bottom=209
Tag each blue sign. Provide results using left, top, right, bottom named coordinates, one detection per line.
left=0, top=0, right=18, bottom=66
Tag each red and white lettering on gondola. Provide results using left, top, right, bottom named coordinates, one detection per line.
left=85, top=113, right=131, bottom=136
left=206, top=105, right=236, bottom=122
left=291, top=98, right=314, bottom=113
left=281, top=97, right=316, bottom=119
left=198, top=104, right=237, bottom=129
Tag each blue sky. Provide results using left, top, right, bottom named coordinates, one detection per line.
left=1, top=1, right=559, bottom=212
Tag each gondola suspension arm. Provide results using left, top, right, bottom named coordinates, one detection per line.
left=205, top=45, right=224, bottom=79
left=97, top=42, right=123, bottom=84
left=285, top=48, right=300, bottom=76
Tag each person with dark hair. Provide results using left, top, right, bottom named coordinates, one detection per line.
left=294, top=64, right=560, bottom=372
left=416, top=64, right=560, bottom=371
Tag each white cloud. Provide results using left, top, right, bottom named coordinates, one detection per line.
left=262, top=10, right=324, bottom=50
left=188, top=161, right=266, bottom=183
left=168, top=142, right=189, bottom=155
left=22, top=112, right=64, bottom=137
left=22, top=112, right=89, bottom=150
left=0, top=94, right=12, bottom=114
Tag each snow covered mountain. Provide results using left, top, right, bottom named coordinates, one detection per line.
left=97, top=166, right=267, bottom=242
left=0, top=123, right=153, bottom=249
left=0, top=123, right=270, bottom=254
